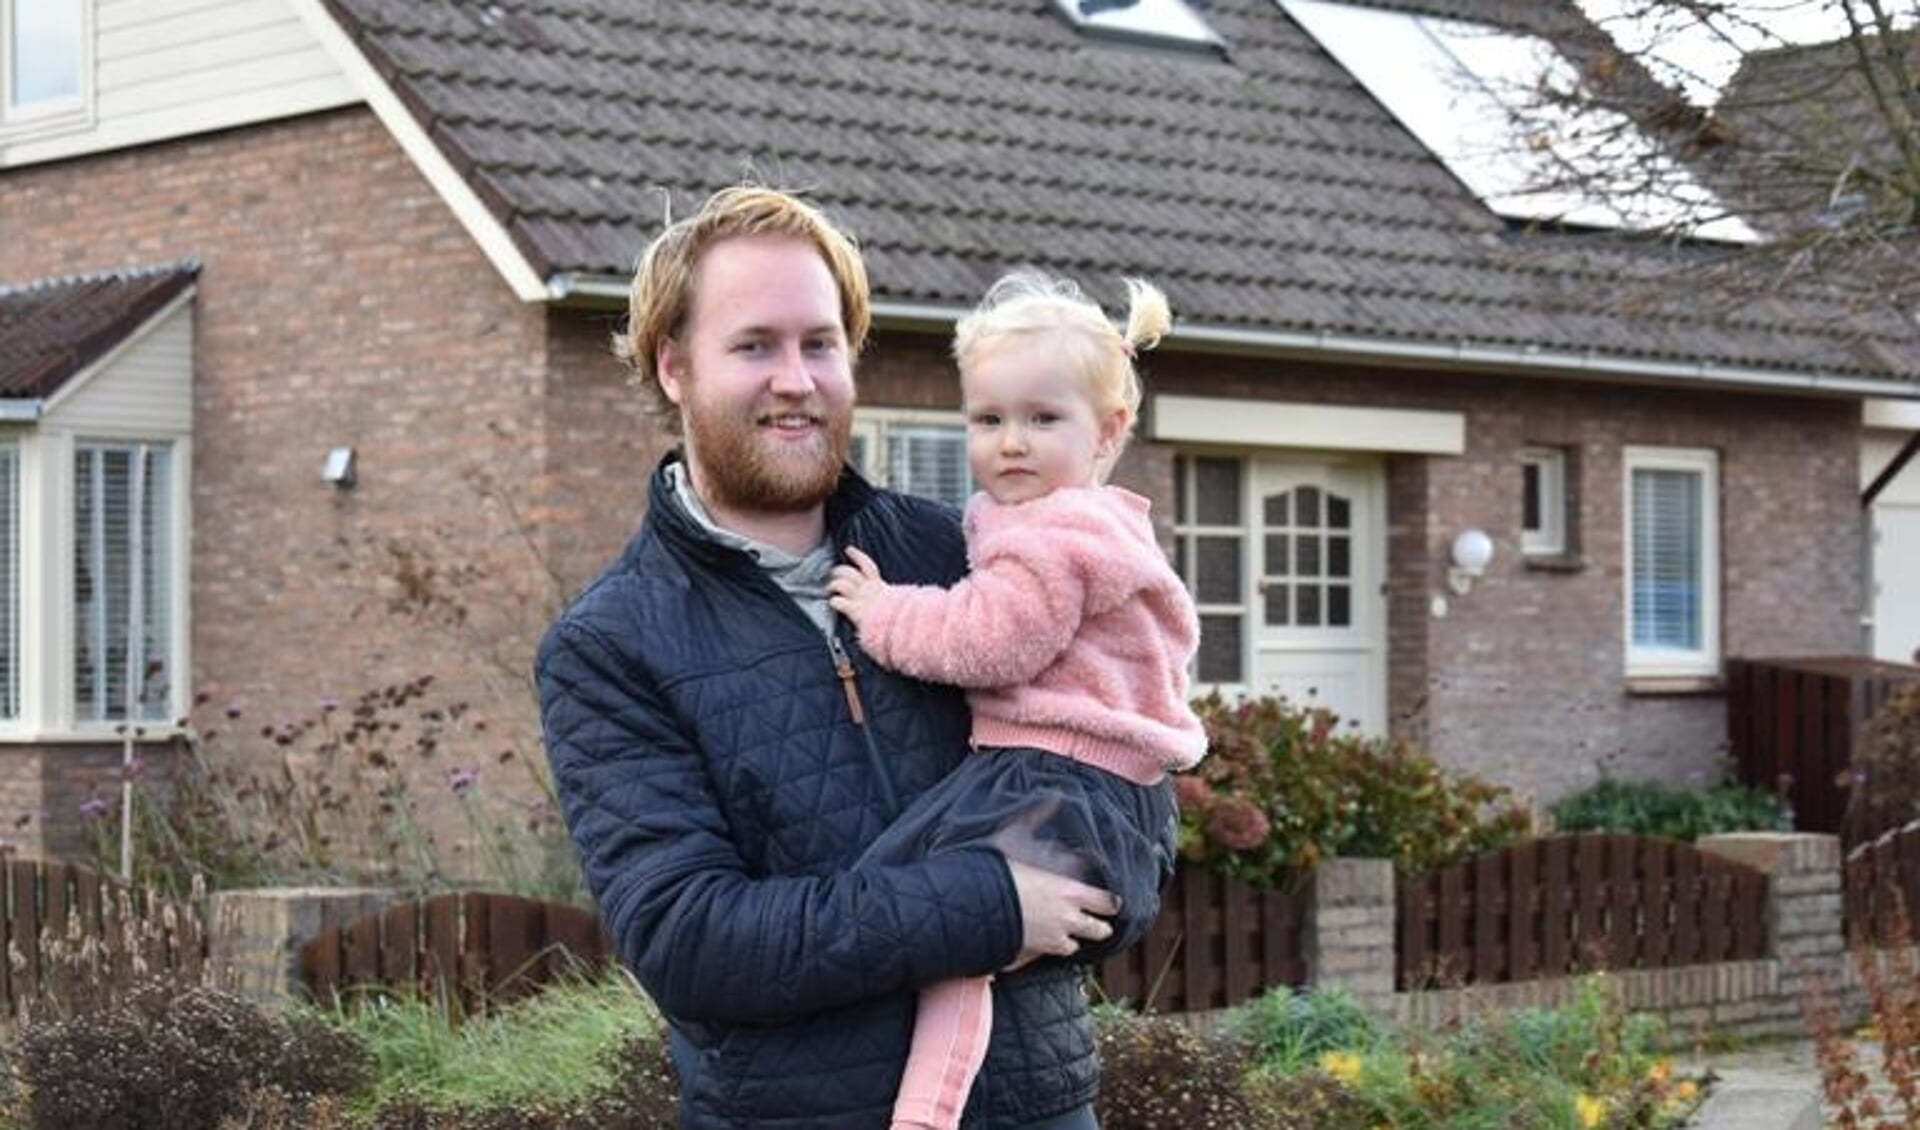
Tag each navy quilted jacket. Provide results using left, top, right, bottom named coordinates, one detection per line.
left=537, top=456, right=1099, bottom=1128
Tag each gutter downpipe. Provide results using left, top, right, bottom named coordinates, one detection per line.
left=545, top=274, right=1920, bottom=400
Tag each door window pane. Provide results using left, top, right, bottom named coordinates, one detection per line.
left=1296, top=535, right=1320, bottom=577
left=1297, top=584, right=1322, bottom=627
left=1264, top=584, right=1290, bottom=627
left=1329, top=584, right=1351, bottom=626
left=1195, top=458, right=1239, bottom=524
left=1262, top=533, right=1289, bottom=576
left=1197, top=614, right=1242, bottom=683
left=1328, top=535, right=1350, bottom=578
left=1195, top=535, right=1242, bottom=603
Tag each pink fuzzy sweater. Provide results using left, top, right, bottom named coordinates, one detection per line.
left=851, top=486, right=1207, bottom=786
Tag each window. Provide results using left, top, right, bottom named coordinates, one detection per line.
left=1520, top=446, right=1567, bottom=556
left=1049, top=0, right=1225, bottom=55
left=1623, top=446, right=1719, bottom=678
left=73, top=441, right=174, bottom=724
left=1174, top=454, right=1247, bottom=685
left=0, top=441, right=15, bottom=721
left=4, top=0, right=87, bottom=128
left=850, top=410, right=974, bottom=507
left=1279, top=0, right=1756, bottom=241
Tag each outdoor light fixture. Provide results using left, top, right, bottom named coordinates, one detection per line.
left=321, top=445, right=357, bottom=489
left=1447, top=528, right=1494, bottom=596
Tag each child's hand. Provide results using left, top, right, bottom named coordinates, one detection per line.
left=827, top=546, right=888, bottom=623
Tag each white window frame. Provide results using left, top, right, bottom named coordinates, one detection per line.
left=2, top=0, right=92, bottom=137
left=0, top=438, right=16, bottom=722
left=1520, top=446, right=1567, bottom=557
left=850, top=408, right=974, bottom=506
left=1622, top=446, right=1720, bottom=679
left=72, top=439, right=179, bottom=727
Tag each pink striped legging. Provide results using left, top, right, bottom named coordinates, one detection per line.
left=891, top=973, right=995, bottom=1130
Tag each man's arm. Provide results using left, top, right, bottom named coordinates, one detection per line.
left=540, top=614, right=1081, bottom=1023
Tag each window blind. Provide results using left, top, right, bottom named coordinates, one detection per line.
left=1630, top=466, right=1702, bottom=650
left=886, top=425, right=971, bottom=506
left=74, top=443, right=173, bottom=723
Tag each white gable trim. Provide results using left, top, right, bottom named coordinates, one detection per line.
left=1149, top=394, right=1465, bottom=455
left=285, top=0, right=548, bottom=302
left=41, top=287, right=197, bottom=424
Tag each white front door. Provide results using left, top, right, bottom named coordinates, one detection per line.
left=1176, top=454, right=1387, bottom=732
left=1248, top=458, right=1385, bottom=731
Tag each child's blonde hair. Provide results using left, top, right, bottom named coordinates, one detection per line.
left=952, top=270, right=1170, bottom=476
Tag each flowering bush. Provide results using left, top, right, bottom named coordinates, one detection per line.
left=1173, top=692, right=1533, bottom=888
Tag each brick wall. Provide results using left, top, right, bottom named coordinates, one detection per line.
left=1, top=107, right=560, bottom=858
left=1121, top=353, right=1862, bottom=804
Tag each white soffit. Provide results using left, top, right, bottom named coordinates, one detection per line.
left=1150, top=395, right=1465, bottom=454
left=1866, top=398, right=1920, bottom=430
left=1278, top=0, right=1757, bottom=243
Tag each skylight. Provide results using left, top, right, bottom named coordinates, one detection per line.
left=1279, top=0, right=1758, bottom=243
left=1052, top=0, right=1226, bottom=56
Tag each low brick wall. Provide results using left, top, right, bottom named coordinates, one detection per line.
left=1277, top=834, right=1853, bottom=1043
left=203, top=834, right=1863, bottom=1045
left=207, top=887, right=395, bottom=1003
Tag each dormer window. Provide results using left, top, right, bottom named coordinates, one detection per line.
left=1051, top=0, right=1226, bottom=56
left=4, top=0, right=90, bottom=134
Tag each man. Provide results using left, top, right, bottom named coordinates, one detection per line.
left=536, top=185, right=1122, bottom=1128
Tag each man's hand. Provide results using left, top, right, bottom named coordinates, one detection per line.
left=1004, top=859, right=1120, bottom=970
left=827, top=545, right=888, bottom=625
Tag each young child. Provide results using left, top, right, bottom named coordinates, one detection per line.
left=827, top=269, right=1208, bottom=1130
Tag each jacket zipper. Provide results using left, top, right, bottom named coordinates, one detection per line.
left=827, top=633, right=867, bottom=726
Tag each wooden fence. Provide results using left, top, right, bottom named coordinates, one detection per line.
left=1844, top=820, right=1920, bottom=947
left=300, top=891, right=613, bottom=1012
left=0, top=854, right=203, bottom=1019
left=1726, top=655, right=1920, bottom=840
left=1093, top=866, right=1308, bottom=1012
left=1396, top=834, right=1769, bottom=990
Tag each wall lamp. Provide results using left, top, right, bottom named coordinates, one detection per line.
left=1447, top=528, right=1494, bottom=596
left=321, top=445, right=357, bottom=489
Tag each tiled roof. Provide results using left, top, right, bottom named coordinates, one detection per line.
left=318, top=0, right=1920, bottom=383
left=0, top=263, right=199, bottom=403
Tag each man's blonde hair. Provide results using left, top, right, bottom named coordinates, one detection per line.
left=615, top=186, right=872, bottom=430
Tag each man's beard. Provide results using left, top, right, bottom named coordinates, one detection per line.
left=683, top=393, right=851, bottom=514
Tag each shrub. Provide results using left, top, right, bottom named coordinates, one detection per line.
left=82, top=677, right=582, bottom=902
left=1222, top=976, right=1701, bottom=1130
left=9, top=983, right=372, bottom=1130
left=1223, top=986, right=1382, bottom=1074
left=1174, top=692, right=1532, bottom=887
left=1551, top=776, right=1790, bottom=841
left=1844, top=681, right=1920, bottom=845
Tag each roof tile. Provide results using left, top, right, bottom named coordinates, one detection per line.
left=318, top=0, right=1919, bottom=382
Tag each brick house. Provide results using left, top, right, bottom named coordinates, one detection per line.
left=3, top=0, right=1917, bottom=856
left=1714, top=31, right=1920, bottom=666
